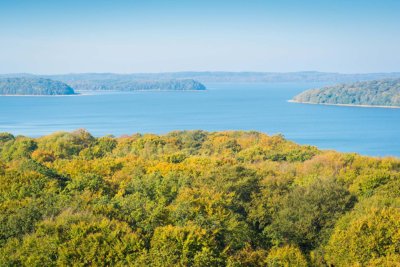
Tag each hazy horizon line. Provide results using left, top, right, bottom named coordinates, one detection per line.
left=2, top=70, right=400, bottom=76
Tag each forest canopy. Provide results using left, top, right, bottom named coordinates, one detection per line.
left=293, top=78, right=400, bottom=107
left=0, top=130, right=399, bottom=266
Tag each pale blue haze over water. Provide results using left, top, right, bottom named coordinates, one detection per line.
left=1, top=82, right=399, bottom=157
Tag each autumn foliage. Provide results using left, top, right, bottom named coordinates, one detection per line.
left=0, top=129, right=399, bottom=266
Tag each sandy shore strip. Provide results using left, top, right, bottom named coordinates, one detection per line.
left=288, top=100, right=400, bottom=109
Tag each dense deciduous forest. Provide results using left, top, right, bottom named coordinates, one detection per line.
left=0, top=78, right=75, bottom=95
left=293, top=78, right=400, bottom=107
left=0, top=130, right=399, bottom=266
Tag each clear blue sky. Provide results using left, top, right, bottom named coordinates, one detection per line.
left=0, top=0, right=399, bottom=74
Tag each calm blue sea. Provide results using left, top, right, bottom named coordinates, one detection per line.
left=1, top=82, right=399, bottom=157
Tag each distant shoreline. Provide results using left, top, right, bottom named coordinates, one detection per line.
left=0, top=89, right=205, bottom=97
left=288, top=100, right=400, bottom=109
left=0, top=94, right=80, bottom=97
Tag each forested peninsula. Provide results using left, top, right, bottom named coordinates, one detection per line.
left=0, top=78, right=75, bottom=95
left=292, top=79, right=400, bottom=107
left=0, top=75, right=206, bottom=92
left=0, top=130, right=399, bottom=266
left=63, top=78, right=206, bottom=91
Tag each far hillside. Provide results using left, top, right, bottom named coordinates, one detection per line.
left=0, top=75, right=207, bottom=92
left=0, top=78, right=75, bottom=96
left=292, top=78, right=400, bottom=107
left=62, top=78, right=206, bottom=91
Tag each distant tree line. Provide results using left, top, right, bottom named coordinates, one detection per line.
left=0, top=77, right=206, bottom=93
left=4, top=72, right=400, bottom=84
left=0, top=78, right=75, bottom=95
left=39, top=71, right=400, bottom=83
left=65, top=79, right=206, bottom=91
left=293, top=78, right=400, bottom=107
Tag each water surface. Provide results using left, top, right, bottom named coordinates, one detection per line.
left=1, top=82, right=399, bottom=157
